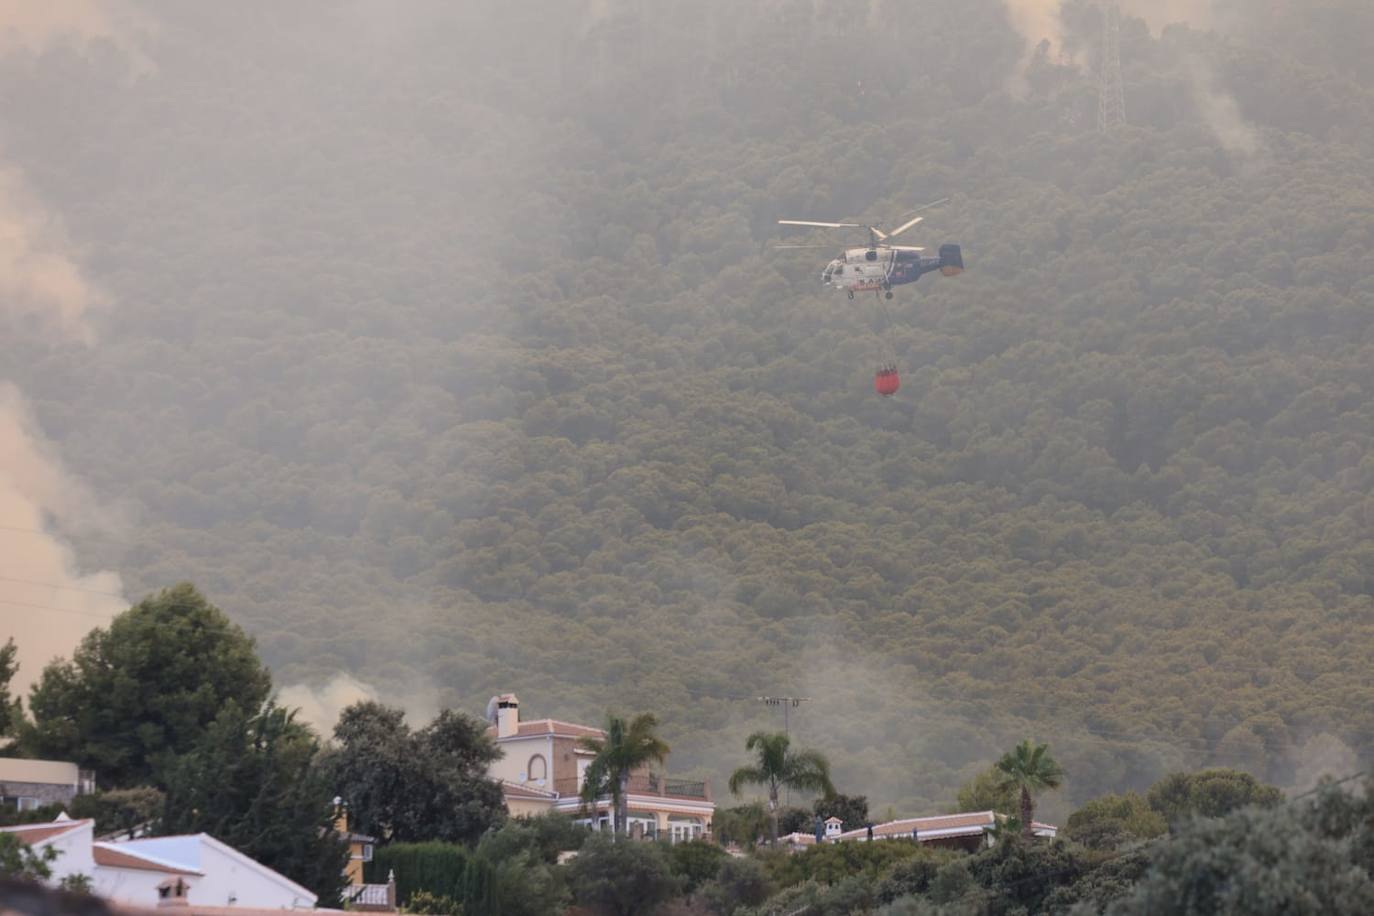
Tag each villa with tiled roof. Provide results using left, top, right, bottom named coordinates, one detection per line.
left=483, top=693, right=715, bottom=842
left=779, top=811, right=1057, bottom=853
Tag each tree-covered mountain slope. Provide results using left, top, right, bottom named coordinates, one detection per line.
left=3, top=0, right=1373, bottom=814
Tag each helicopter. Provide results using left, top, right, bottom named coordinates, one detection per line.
left=774, top=202, right=965, bottom=397
left=776, top=201, right=964, bottom=301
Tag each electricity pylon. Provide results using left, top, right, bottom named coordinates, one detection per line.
left=1098, top=0, right=1127, bottom=132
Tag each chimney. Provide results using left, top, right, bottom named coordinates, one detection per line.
left=157, top=877, right=191, bottom=908
left=332, top=797, right=349, bottom=835
left=496, top=694, right=520, bottom=738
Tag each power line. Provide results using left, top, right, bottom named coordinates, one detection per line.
left=758, top=695, right=810, bottom=739
left=0, top=597, right=119, bottom=620
left=0, top=574, right=124, bottom=599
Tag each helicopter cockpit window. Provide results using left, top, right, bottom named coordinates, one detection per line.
left=866, top=250, right=879, bottom=262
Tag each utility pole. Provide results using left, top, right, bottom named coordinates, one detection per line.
left=758, top=695, right=810, bottom=738
left=1098, top=0, right=1126, bottom=132
left=759, top=696, right=810, bottom=806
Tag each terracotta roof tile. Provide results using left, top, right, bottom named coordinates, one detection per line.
left=500, top=781, right=559, bottom=800
left=0, top=819, right=92, bottom=844
left=838, top=811, right=997, bottom=840
left=93, top=845, right=200, bottom=875
left=486, top=718, right=606, bottom=740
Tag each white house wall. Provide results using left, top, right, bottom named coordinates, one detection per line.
left=92, top=865, right=194, bottom=908
left=489, top=735, right=555, bottom=789
left=39, top=822, right=96, bottom=886
left=107, top=836, right=316, bottom=909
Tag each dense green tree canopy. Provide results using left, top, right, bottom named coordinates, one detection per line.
left=1102, top=779, right=1374, bottom=915
left=161, top=702, right=348, bottom=902
left=1145, top=768, right=1283, bottom=827
left=1064, top=791, right=1167, bottom=850
left=566, top=835, right=680, bottom=916
left=22, top=585, right=271, bottom=787
left=324, top=701, right=505, bottom=845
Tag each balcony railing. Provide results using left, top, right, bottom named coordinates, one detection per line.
left=344, top=881, right=395, bottom=912
left=553, top=774, right=710, bottom=801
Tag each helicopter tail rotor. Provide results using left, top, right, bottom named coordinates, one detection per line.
left=939, top=243, right=964, bottom=276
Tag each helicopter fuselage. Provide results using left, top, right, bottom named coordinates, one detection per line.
left=822, top=244, right=963, bottom=296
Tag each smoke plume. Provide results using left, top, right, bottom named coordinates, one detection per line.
left=279, top=672, right=441, bottom=737
left=1288, top=733, right=1361, bottom=796
left=0, top=14, right=132, bottom=691
left=1003, top=0, right=1215, bottom=58
left=1185, top=57, right=1264, bottom=158
left=0, top=0, right=153, bottom=73
left=0, top=168, right=104, bottom=345
left=0, top=386, right=125, bottom=694
left=278, top=674, right=382, bottom=736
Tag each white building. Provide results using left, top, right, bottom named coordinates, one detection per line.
left=778, top=811, right=1058, bottom=853
left=0, top=758, right=96, bottom=811
left=482, top=693, right=715, bottom=842
left=1, top=815, right=319, bottom=910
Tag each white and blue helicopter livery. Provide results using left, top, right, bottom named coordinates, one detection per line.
left=777, top=204, right=964, bottom=300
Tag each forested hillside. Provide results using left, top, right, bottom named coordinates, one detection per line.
left=4, top=0, right=1374, bottom=816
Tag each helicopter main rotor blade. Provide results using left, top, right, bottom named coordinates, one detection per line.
left=886, top=215, right=924, bottom=238
left=778, top=220, right=863, bottom=229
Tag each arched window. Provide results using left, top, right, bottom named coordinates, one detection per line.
left=527, top=754, right=547, bottom=784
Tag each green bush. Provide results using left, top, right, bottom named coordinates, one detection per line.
left=767, top=839, right=929, bottom=889
left=567, top=835, right=680, bottom=916
left=702, top=855, right=773, bottom=913
left=665, top=839, right=729, bottom=894
left=367, top=843, right=468, bottom=906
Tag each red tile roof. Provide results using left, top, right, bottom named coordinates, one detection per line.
left=499, top=781, right=558, bottom=800
left=487, top=718, right=606, bottom=740
left=93, top=845, right=200, bottom=875
left=839, top=811, right=996, bottom=841
left=0, top=819, right=92, bottom=844
left=834, top=811, right=1057, bottom=842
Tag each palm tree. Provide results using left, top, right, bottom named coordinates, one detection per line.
left=728, top=731, right=836, bottom=845
left=994, top=740, right=1064, bottom=839
left=577, top=712, right=670, bottom=841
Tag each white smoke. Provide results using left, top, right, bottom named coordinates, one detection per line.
left=1002, top=1, right=1262, bottom=156
left=278, top=674, right=382, bottom=735
left=1185, top=56, right=1264, bottom=158
left=1288, top=733, right=1362, bottom=796
left=0, top=386, right=125, bottom=694
left=0, top=0, right=155, bottom=74
left=0, top=2, right=151, bottom=695
left=0, top=168, right=105, bottom=345
left=1002, top=0, right=1215, bottom=61
left=279, top=672, right=441, bottom=737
